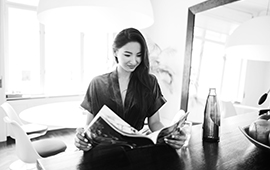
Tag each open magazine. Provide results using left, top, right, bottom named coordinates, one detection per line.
left=83, top=105, right=189, bottom=149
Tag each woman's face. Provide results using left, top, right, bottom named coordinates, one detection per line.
left=115, top=42, right=142, bottom=73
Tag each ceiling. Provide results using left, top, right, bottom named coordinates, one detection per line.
left=196, top=0, right=270, bottom=34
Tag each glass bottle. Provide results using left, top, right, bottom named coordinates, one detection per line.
left=203, top=88, right=220, bottom=142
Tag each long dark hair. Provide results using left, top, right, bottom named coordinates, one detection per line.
left=113, top=28, right=151, bottom=113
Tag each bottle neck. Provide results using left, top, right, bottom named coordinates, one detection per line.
left=209, top=88, right=216, bottom=96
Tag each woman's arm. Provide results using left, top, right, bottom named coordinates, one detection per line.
left=148, top=111, right=164, bottom=132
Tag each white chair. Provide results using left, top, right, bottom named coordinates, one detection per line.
left=3, top=116, right=67, bottom=170
left=1, top=102, right=48, bottom=139
left=219, top=101, right=237, bottom=118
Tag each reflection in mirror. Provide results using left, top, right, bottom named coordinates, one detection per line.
left=181, top=0, right=270, bottom=123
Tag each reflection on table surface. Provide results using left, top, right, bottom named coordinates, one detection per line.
left=20, top=101, right=87, bottom=128
left=37, top=111, right=270, bottom=170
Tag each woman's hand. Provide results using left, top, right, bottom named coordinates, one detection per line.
left=74, top=127, right=92, bottom=151
left=164, top=129, right=187, bottom=150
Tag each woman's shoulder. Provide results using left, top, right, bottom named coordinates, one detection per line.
left=90, top=71, right=114, bottom=85
left=148, top=73, right=158, bottom=83
left=92, top=72, right=110, bottom=80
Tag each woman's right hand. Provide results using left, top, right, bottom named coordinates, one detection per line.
left=74, top=127, right=92, bottom=151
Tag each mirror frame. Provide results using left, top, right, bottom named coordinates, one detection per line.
left=180, top=0, right=241, bottom=112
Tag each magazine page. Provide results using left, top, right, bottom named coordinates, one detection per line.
left=100, top=105, right=140, bottom=135
left=83, top=105, right=139, bottom=136
left=147, top=110, right=189, bottom=144
left=83, top=105, right=155, bottom=148
left=83, top=105, right=189, bottom=147
left=84, top=116, right=131, bottom=147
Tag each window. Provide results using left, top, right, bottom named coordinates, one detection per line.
left=196, top=40, right=225, bottom=97
left=6, top=6, right=40, bottom=96
left=5, top=1, right=114, bottom=99
left=189, top=27, right=246, bottom=103
left=44, top=28, right=82, bottom=96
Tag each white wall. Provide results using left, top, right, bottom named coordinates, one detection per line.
left=243, top=60, right=270, bottom=108
left=143, top=0, right=204, bottom=125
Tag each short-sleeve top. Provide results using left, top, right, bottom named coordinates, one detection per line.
left=81, top=68, right=166, bottom=130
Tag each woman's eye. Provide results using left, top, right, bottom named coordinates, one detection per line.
left=124, top=54, right=131, bottom=57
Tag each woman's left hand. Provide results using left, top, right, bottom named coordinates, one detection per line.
left=164, top=129, right=187, bottom=150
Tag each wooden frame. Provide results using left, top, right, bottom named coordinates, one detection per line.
left=180, top=0, right=241, bottom=112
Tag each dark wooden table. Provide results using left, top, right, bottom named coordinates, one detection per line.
left=184, top=112, right=270, bottom=170
left=37, top=112, right=270, bottom=170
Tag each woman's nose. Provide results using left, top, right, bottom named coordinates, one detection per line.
left=130, top=56, right=137, bottom=65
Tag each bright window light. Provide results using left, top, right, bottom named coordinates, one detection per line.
left=5, top=1, right=115, bottom=99
left=7, top=7, right=41, bottom=95
left=189, top=27, right=246, bottom=103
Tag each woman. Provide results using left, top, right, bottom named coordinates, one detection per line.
left=75, top=28, right=186, bottom=151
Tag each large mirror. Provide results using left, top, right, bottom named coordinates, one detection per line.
left=181, top=0, right=270, bottom=123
